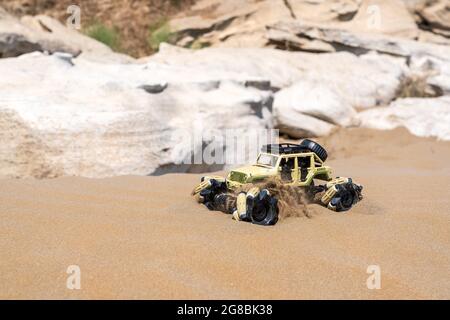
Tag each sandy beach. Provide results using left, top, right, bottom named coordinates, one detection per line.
left=0, top=128, right=449, bottom=299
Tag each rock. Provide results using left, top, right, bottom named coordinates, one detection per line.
left=149, top=45, right=405, bottom=137
left=274, top=79, right=358, bottom=126
left=267, top=20, right=450, bottom=60
left=417, top=29, right=450, bottom=46
left=273, top=79, right=358, bottom=137
left=170, top=0, right=418, bottom=49
left=417, top=0, right=450, bottom=33
left=148, top=44, right=303, bottom=89
left=402, top=0, right=450, bottom=39
left=169, top=0, right=368, bottom=49
left=150, top=44, right=405, bottom=108
left=409, top=54, right=450, bottom=95
left=0, top=7, right=131, bottom=62
left=170, top=0, right=294, bottom=48
left=343, top=0, right=419, bottom=38
left=275, top=112, right=336, bottom=138
left=357, top=96, right=450, bottom=140
left=309, top=51, right=406, bottom=108
left=0, top=7, right=46, bottom=57
left=20, top=14, right=133, bottom=63
left=266, top=19, right=450, bottom=95
left=288, top=0, right=362, bottom=22
left=0, top=52, right=273, bottom=179
left=0, top=44, right=409, bottom=178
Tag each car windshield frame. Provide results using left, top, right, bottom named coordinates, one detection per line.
left=256, top=153, right=279, bottom=168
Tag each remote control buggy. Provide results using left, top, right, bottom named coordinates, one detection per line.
left=192, top=139, right=363, bottom=226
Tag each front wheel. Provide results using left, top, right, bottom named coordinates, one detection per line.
left=247, top=189, right=279, bottom=226
left=327, top=182, right=363, bottom=212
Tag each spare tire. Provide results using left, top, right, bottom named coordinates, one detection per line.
left=300, top=139, right=328, bottom=162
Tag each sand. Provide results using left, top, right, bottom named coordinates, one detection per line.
left=0, top=128, right=449, bottom=299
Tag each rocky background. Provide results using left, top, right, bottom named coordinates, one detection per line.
left=0, top=0, right=449, bottom=178
left=0, top=0, right=196, bottom=57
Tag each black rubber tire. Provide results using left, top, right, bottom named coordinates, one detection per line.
left=199, top=179, right=227, bottom=210
left=329, top=185, right=355, bottom=212
left=249, top=190, right=279, bottom=226
left=299, top=139, right=328, bottom=162
left=329, top=182, right=363, bottom=212
left=212, top=193, right=235, bottom=214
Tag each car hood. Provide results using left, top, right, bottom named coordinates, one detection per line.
left=228, top=165, right=274, bottom=182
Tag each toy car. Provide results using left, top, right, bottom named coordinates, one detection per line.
left=192, top=139, right=363, bottom=226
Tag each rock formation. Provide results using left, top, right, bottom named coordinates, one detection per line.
left=0, top=0, right=449, bottom=178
